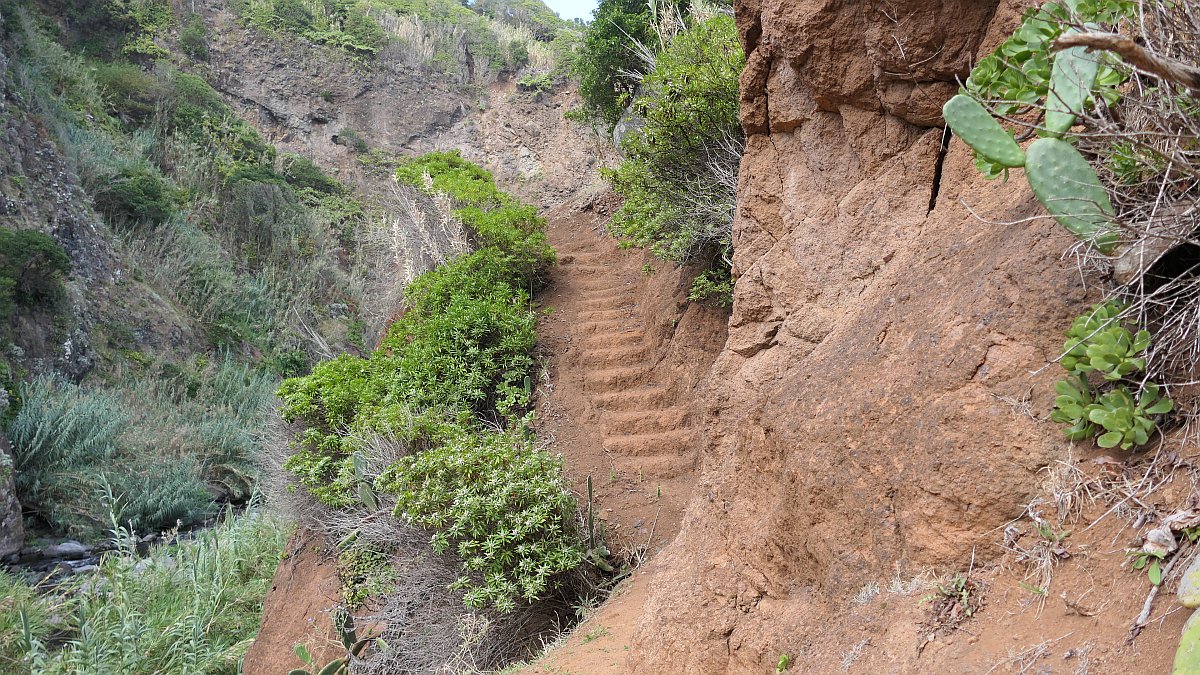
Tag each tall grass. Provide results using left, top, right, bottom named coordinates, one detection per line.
left=1, top=508, right=290, bottom=674
left=5, top=361, right=275, bottom=537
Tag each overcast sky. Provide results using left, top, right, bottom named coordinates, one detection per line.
left=543, top=0, right=598, bottom=21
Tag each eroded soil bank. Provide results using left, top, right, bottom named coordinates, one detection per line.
left=609, top=0, right=1192, bottom=672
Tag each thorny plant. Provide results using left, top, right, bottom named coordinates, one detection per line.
left=1033, top=6, right=1199, bottom=434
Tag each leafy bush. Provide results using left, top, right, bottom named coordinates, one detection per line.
left=91, top=61, right=160, bottom=124
left=1, top=508, right=288, bottom=674
left=602, top=13, right=743, bottom=305
left=233, top=0, right=386, bottom=56
left=516, top=70, right=552, bottom=93
left=92, top=165, right=178, bottom=227
left=105, top=0, right=175, bottom=57
left=688, top=267, right=734, bottom=306
left=395, top=150, right=555, bottom=280
left=281, top=154, right=346, bottom=195
left=377, top=427, right=582, bottom=612
left=336, top=126, right=370, bottom=153
left=572, top=0, right=655, bottom=126
left=279, top=246, right=538, bottom=463
left=0, top=229, right=70, bottom=321
left=395, top=150, right=506, bottom=206
left=179, top=13, right=210, bottom=60
left=280, top=153, right=581, bottom=610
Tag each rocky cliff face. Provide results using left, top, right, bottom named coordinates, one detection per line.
left=198, top=1, right=472, bottom=170
left=0, top=428, right=23, bottom=558
left=631, top=1, right=1101, bottom=670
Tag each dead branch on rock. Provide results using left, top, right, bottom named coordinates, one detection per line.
left=1051, top=33, right=1200, bottom=92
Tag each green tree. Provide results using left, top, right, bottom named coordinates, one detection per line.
left=0, top=229, right=71, bottom=320
left=573, top=0, right=654, bottom=126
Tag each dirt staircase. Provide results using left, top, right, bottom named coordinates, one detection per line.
left=554, top=242, right=701, bottom=490
left=521, top=192, right=727, bottom=675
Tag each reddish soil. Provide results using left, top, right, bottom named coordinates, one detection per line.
left=243, top=531, right=344, bottom=675
left=518, top=190, right=728, bottom=673
left=531, top=190, right=728, bottom=556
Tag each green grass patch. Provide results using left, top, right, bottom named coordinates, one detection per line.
left=0, top=509, right=289, bottom=674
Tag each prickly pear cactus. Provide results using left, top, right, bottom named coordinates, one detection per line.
left=943, top=95, right=1026, bottom=168
left=1045, top=36, right=1101, bottom=135
left=1024, top=138, right=1119, bottom=253
left=1175, top=611, right=1200, bottom=674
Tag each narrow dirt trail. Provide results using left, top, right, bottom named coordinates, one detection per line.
left=523, top=191, right=727, bottom=674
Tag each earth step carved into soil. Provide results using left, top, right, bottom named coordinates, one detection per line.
left=555, top=251, right=698, bottom=481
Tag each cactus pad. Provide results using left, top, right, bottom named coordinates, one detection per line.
left=1045, top=40, right=1101, bottom=136
left=1025, top=138, right=1118, bottom=253
left=943, top=95, right=1026, bottom=168
left=1175, top=611, right=1200, bottom=675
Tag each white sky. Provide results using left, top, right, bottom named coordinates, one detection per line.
left=542, top=0, right=599, bottom=21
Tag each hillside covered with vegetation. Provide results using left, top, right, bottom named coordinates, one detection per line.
left=0, top=0, right=591, bottom=670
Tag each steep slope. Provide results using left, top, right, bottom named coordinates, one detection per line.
left=197, top=0, right=472, bottom=169
left=626, top=0, right=1186, bottom=672
left=535, top=190, right=727, bottom=554
left=520, top=188, right=727, bottom=675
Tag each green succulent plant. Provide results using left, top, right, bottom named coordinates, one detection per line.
left=1088, top=384, right=1173, bottom=450
left=1051, top=303, right=1172, bottom=449
left=942, top=0, right=1134, bottom=253
left=1050, top=374, right=1098, bottom=441
left=1061, top=302, right=1149, bottom=380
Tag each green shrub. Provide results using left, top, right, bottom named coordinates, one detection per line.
left=0, top=508, right=289, bottom=674
left=279, top=247, right=538, bottom=463
left=395, top=150, right=507, bottom=206
left=179, top=13, right=210, bottom=60
left=572, top=0, right=655, bottom=126
left=105, top=0, right=175, bottom=57
left=336, top=127, right=370, bottom=153
left=396, top=151, right=555, bottom=278
left=603, top=14, right=743, bottom=299
left=688, top=266, right=734, bottom=307
left=159, top=68, right=278, bottom=176
left=516, top=70, right=552, bottom=93
left=92, top=165, right=178, bottom=227
left=377, top=426, right=582, bottom=612
left=281, top=154, right=346, bottom=195
left=233, top=0, right=386, bottom=56
left=0, top=229, right=71, bottom=321
left=91, top=61, right=160, bottom=124
left=507, top=38, right=530, bottom=69
left=275, top=0, right=316, bottom=32
left=279, top=153, right=581, bottom=610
